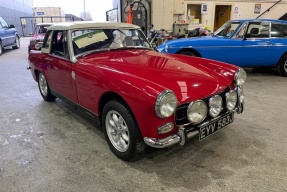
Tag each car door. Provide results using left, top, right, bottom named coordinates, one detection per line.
left=45, top=30, right=78, bottom=102
left=269, top=22, right=287, bottom=65
left=226, top=21, right=272, bottom=67
left=0, top=17, right=8, bottom=46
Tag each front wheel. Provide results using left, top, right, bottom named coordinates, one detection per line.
left=0, top=41, right=3, bottom=56
left=277, top=53, right=287, bottom=77
left=102, top=100, right=145, bottom=161
left=12, top=36, right=20, bottom=49
left=37, top=72, right=56, bottom=101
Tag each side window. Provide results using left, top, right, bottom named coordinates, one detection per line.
left=235, top=23, right=247, bottom=38
left=0, top=17, right=8, bottom=28
left=245, top=22, right=270, bottom=38
left=271, top=23, right=287, bottom=38
left=42, top=31, right=52, bottom=49
left=51, top=30, right=69, bottom=59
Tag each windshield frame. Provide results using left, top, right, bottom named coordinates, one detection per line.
left=70, top=28, right=153, bottom=59
left=213, top=21, right=243, bottom=38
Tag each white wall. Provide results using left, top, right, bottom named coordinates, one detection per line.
left=151, top=0, right=287, bottom=33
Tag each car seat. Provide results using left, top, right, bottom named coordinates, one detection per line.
left=250, top=28, right=259, bottom=37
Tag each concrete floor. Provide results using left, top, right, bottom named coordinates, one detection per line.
left=0, top=37, right=287, bottom=192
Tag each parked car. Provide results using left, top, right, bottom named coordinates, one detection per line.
left=158, top=19, right=287, bottom=77
left=28, top=22, right=246, bottom=161
left=0, top=16, right=20, bottom=56
left=28, top=23, right=52, bottom=52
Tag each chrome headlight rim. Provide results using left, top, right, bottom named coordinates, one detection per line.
left=225, top=90, right=238, bottom=111
left=30, top=39, right=37, bottom=45
left=209, top=95, right=223, bottom=117
left=165, top=45, right=168, bottom=53
left=234, top=68, right=247, bottom=86
left=187, top=100, right=208, bottom=125
left=155, top=89, right=178, bottom=118
left=35, top=43, right=41, bottom=50
left=237, top=86, right=244, bottom=103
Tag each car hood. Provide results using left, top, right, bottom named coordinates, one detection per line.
left=159, top=35, right=229, bottom=49
left=82, top=49, right=232, bottom=103
left=32, top=34, right=45, bottom=40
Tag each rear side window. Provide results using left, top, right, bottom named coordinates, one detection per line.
left=0, top=17, right=8, bottom=28
left=245, top=22, right=270, bottom=38
left=271, top=23, right=287, bottom=37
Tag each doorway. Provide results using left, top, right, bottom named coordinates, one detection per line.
left=214, top=5, right=231, bottom=31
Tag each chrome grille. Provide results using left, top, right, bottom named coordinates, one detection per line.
left=175, top=87, right=230, bottom=126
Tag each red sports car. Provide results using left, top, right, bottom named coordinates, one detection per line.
left=28, top=23, right=52, bottom=52
left=28, top=22, right=246, bottom=161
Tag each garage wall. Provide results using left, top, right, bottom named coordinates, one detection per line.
left=0, top=0, right=33, bottom=36
left=185, top=0, right=287, bottom=31
left=152, top=0, right=287, bottom=33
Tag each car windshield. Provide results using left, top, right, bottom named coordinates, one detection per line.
left=34, top=25, right=51, bottom=34
left=71, top=28, right=152, bottom=56
left=214, top=21, right=241, bottom=37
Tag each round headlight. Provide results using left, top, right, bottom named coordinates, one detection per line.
left=209, top=95, right=223, bottom=117
left=234, top=68, right=247, bottom=86
left=30, top=39, right=37, bottom=45
left=226, top=90, right=238, bottom=111
left=155, top=90, right=178, bottom=118
left=187, top=100, right=207, bottom=124
left=35, top=43, right=41, bottom=50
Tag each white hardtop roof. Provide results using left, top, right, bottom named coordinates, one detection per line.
left=36, top=23, right=53, bottom=26
left=48, top=21, right=140, bottom=31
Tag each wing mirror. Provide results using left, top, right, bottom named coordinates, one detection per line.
left=9, top=24, right=15, bottom=28
left=35, top=42, right=43, bottom=50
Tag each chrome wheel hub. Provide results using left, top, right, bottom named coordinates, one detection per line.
left=39, top=73, right=48, bottom=96
left=105, top=110, right=129, bottom=152
left=284, top=60, right=287, bottom=73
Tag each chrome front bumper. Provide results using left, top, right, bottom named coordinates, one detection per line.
left=144, top=102, right=244, bottom=148
left=144, top=128, right=199, bottom=148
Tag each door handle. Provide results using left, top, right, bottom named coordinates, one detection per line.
left=262, top=41, right=271, bottom=45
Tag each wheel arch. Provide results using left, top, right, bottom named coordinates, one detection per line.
left=98, top=91, right=135, bottom=126
left=34, top=69, right=40, bottom=82
left=175, top=48, right=201, bottom=57
left=276, top=51, right=287, bottom=66
left=277, top=51, right=287, bottom=77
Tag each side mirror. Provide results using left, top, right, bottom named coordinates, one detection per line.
left=9, top=24, right=15, bottom=28
left=35, top=42, right=43, bottom=50
left=29, top=32, right=34, bottom=35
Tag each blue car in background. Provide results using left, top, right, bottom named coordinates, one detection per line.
left=0, top=16, right=20, bottom=56
left=158, top=19, right=287, bottom=77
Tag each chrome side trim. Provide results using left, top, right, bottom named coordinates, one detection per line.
left=144, top=129, right=199, bottom=148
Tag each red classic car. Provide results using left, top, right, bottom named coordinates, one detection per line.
left=28, top=23, right=52, bottom=52
left=28, top=22, right=246, bottom=161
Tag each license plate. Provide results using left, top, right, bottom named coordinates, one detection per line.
left=199, top=113, right=234, bottom=140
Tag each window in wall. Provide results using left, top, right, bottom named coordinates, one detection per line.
left=187, top=4, right=202, bottom=24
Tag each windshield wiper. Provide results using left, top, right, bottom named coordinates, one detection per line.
left=76, top=49, right=110, bottom=58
